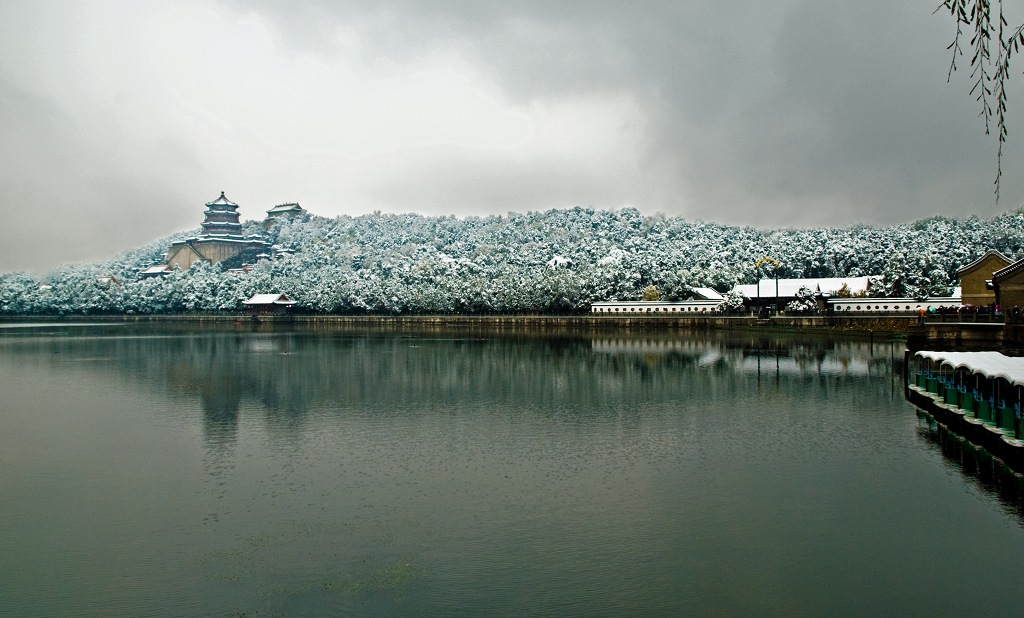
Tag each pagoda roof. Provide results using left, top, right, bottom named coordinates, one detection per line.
left=205, top=191, right=238, bottom=207
left=267, top=202, right=304, bottom=214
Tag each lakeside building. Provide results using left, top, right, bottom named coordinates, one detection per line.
left=590, top=287, right=727, bottom=314
left=161, top=192, right=271, bottom=273
left=591, top=278, right=967, bottom=316
left=243, top=293, right=297, bottom=315
left=958, top=250, right=1011, bottom=307
left=827, top=293, right=961, bottom=314
left=731, top=277, right=873, bottom=309
left=992, top=259, right=1024, bottom=310
left=591, top=300, right=723, bottom=314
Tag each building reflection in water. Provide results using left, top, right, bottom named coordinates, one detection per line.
left=0, top=326, right=902, bottom=444
left=0, top=325, right=916, bottom=527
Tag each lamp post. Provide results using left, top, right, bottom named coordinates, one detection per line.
left=755, top=257, right=781, bottom=316
left=775, top=268, right=779, bottom=315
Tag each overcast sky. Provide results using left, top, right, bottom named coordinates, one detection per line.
left=2, top=0, right=1022, bottom=273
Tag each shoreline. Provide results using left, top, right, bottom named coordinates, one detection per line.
left=0, top=313, right=914, bottom=340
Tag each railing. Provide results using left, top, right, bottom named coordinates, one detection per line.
left=923, top=313, right=1004, bottom=324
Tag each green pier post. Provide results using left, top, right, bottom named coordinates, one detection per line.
left=998, top=407, right=1015, bottom=431
left=978, top=398, right=991, bottom=422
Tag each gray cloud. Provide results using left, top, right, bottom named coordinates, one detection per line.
left=1, top=0, right=1020, bottom=272
left=232, top=0, right=1018, bottom=222
left=0, top=70, right=211, bottom=272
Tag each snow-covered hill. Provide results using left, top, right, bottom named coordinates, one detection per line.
left=3, top=207, right=1023, bottom=314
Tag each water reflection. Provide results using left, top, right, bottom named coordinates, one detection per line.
left=916, top=411, right=1024, bottom=522
left=5, top=324, right=1024, bottom=616
left=0, top=326, right=902, bottom=448
left=591, top=334, right=900, bottom=378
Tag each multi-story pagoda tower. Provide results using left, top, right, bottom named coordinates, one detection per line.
left=161, top=192, right=271, bottom=272
left=201, top=191, right=244, bottom=237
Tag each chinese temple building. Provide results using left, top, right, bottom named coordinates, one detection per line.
left=265, top=202, right=306, bottom=220
left=200, top=191, right=245, bottom=236
left=243, top=293, right=297, bottom=314
left=163, top=192, right=270, bottom=271
left=263, top=202, right=308, bottom=229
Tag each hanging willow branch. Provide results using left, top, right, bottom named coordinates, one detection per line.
left=939, top=0, right=1024, bottom=202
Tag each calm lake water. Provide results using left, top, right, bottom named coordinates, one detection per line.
left=3, top=323, right=1024, bottom=616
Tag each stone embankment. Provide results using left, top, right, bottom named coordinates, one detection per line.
left=906, top=323, right=1024, bottom=354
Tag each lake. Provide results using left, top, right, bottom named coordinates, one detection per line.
left=2, top=323, right=1024, bottom=616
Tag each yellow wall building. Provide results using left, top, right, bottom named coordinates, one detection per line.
left=993, top=259, right=1024, bottom=311
left=957, top=250, right=1011, bottom=307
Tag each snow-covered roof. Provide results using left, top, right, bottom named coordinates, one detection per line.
left=915, top=350, right=1024, bottom=387
left=993, top=258, right=1024, bottom=281
left=547, top=255, right=573, bottom=268
left=956, top=249, right=1012, bottom=276
left=732, top=277, right=872, bottom=299
left=591, top=300, right=720, bottom=307
left=243, top=293, right=296, bottom=306
left=690, top=287, right=724, bottom=301
left=139, top=265, right=171, bottom=274
left=205, top=191, right=238, bottom=207
left=267, top=203, right=304, bottom=214
left=170, top=236, right=269, bottom=246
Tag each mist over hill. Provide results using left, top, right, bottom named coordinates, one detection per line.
left=2, top=207, right=1023, bottom=315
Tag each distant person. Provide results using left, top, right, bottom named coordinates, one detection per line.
left=917, top=306, right=925, bottom=326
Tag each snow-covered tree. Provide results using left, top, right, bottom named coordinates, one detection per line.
left=2, top=207, right=1024, bottom=315
left=786, top=286, right=817, bottom=314
left=718, top=291, right=746, bottom=314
